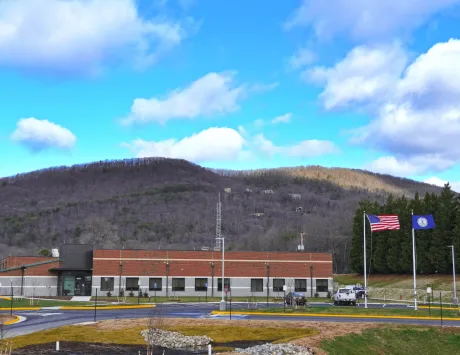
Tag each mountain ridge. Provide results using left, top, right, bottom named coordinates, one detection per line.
left=0, top=157, right=444, bottom=273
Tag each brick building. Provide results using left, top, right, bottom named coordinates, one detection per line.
left=0, top=244, right=333, bottom=298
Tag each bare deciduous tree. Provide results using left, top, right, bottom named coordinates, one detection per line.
left=145, top=305, right=165, bottom=355
left=79, top=217, right=118, bottom=248
left=0, top=158, right=445, bottom=273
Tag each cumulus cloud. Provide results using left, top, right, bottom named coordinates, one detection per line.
left=0, top=0, right=194, bottom=76
left=11, top=118, right=76, bottom=151
left=424, top=176, right=460, bottom=193
left=272, top=113, right=292, bottom=124
left=121, top=127, right=246, bottom=163
left=285, top=0, right=460, bottom=42
left=121, top=72, right=274, bottom=125
left=252, top=133, right=339, bottom=158
left=122, top=127, right=338, bottom=163
left=312, top=38, right=460, bottom=177
left=307, top=43, right=408, bottom=110
left=355, top=40, right=460, bottom=170
left=365, top=155, right=455, bottom=177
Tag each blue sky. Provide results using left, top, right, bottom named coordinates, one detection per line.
left=1, top=0, right=460, bottom=191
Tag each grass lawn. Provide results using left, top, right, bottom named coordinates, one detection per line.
left=229, top=306, right=460, bottom=318
left=321, top=327, right=460, bottom=355
left=334, top=274, right=457, bottom=290
left=4, top=322, right=316, bottom=352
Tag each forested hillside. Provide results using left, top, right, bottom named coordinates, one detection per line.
left=0, top=158, right=443, bottom=273
left=350, top=185, right=460, bottom=274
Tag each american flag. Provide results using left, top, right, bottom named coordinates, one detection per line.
left=367, top=214, right=400, bottom=232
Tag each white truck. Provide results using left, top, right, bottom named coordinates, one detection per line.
left=333, top=287, right=357, bottom=306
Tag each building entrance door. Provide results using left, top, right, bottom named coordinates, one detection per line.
left=63, top=275, right=75, bottom=296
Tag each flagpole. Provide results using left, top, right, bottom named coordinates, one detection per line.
left=411, top=209, right=418, bottom=311
left=363, top=211, right=368, bottom=309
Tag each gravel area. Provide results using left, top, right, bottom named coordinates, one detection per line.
left=141, top=328, right=212, bottom=349
left=235, top=343, right=315, bottom=354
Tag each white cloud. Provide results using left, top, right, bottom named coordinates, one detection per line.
left=272, top=113, right=292, bottom=124
left=0, top=0, right=193, bottom=75
left=354, top=39, right=460, bottom=168
left=424, top=177, right=460, bottom=193
left=312, top=38, right=460, bottom=177
left=252, top=133, right=338, bottom=158
left=11, top=118, right=76, bottom=151
left=122, top=72, right=248, bottom=125
left=307, top=43, right=408, bottom=110
left=365, top=155, right=454, bottom=177
left=288, top=47, right=316, bottom=69
left=121, top=127, right=246, bottom=162
left=285, top=0, right=460, bottom=42
left=123, top=127, right=338, bottom=163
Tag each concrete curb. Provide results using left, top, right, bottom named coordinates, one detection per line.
left=3, top=315, right=20, bottom=325
left=211, top=310, right=460, bottom=321
left=0, top=304, right=155, bottom=311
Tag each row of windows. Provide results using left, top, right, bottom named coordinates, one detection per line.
left=100, top=277, right=329, bottom=293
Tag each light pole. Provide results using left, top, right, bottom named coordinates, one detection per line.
left=448, top=245, right=458, bottom=304
left=216, top=237, right=225, bottom=310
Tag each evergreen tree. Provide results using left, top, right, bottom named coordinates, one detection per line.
left=351, top=187, right=459, bottom=275
left=429, top=184, right=456, bottom=273
left=350, top=200, right=380, bottom=273
left=410, top=192, right=425, bottom=273
left=388, top=195, right=410, bottom=273
left=452, top=195, right=460, bottom=273
left=416, top=192, right=439, bottom=273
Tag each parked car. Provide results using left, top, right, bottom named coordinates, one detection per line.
left=334, top=288, right=357, bottom=306
left=285, top=292, right=307, bottom=305
left=345, top=285, right=366, bottom=299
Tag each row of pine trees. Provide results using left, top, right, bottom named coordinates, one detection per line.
left=350, top=184, right=460, bottom=274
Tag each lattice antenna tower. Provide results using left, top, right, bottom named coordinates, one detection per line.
left=215, top=191, right=222, bottom=251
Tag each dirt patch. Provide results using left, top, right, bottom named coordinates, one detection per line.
left=12, top=341, right=207, bottom=355
left=93, top=317, right=380, bottom=354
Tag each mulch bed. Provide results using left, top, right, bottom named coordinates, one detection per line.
left=12, top=342, right=208, bottom=354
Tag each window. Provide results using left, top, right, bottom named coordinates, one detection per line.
left=273, top=278, right=285, bottom=292
left=100, top=277, right=114, bottom=292
left=149, top=278, right=162, bottom=291
left=172, top=278, right=185, bottom=292
left=316, top=279, right=328, bottom=293
left=126, top=277, right=139, bottom=291
left=195, top=278, right=208, bottom=291
left=251, top=279, right=263, bottom=292
left=295, top=279, right=306, bottom=292
left=217, top=278, right=231, bottom=291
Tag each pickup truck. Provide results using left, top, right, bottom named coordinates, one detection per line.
left=345, top=285, right=366, bottom=299
left=334, top=288, right=357, bottom=306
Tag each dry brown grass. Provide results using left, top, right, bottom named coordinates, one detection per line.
left=96, top=318, right=379, bottom=354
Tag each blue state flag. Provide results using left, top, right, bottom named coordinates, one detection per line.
left=412, top=214, right=436, bottom=230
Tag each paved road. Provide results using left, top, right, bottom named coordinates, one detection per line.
left=1, top=302, right=456, bottom=339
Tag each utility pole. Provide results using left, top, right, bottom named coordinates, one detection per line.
left=448, top=245, right=458, bottom=304
left=215, top=192, right=222, bottom=251
left=215, top=191, right=226, bottom=311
